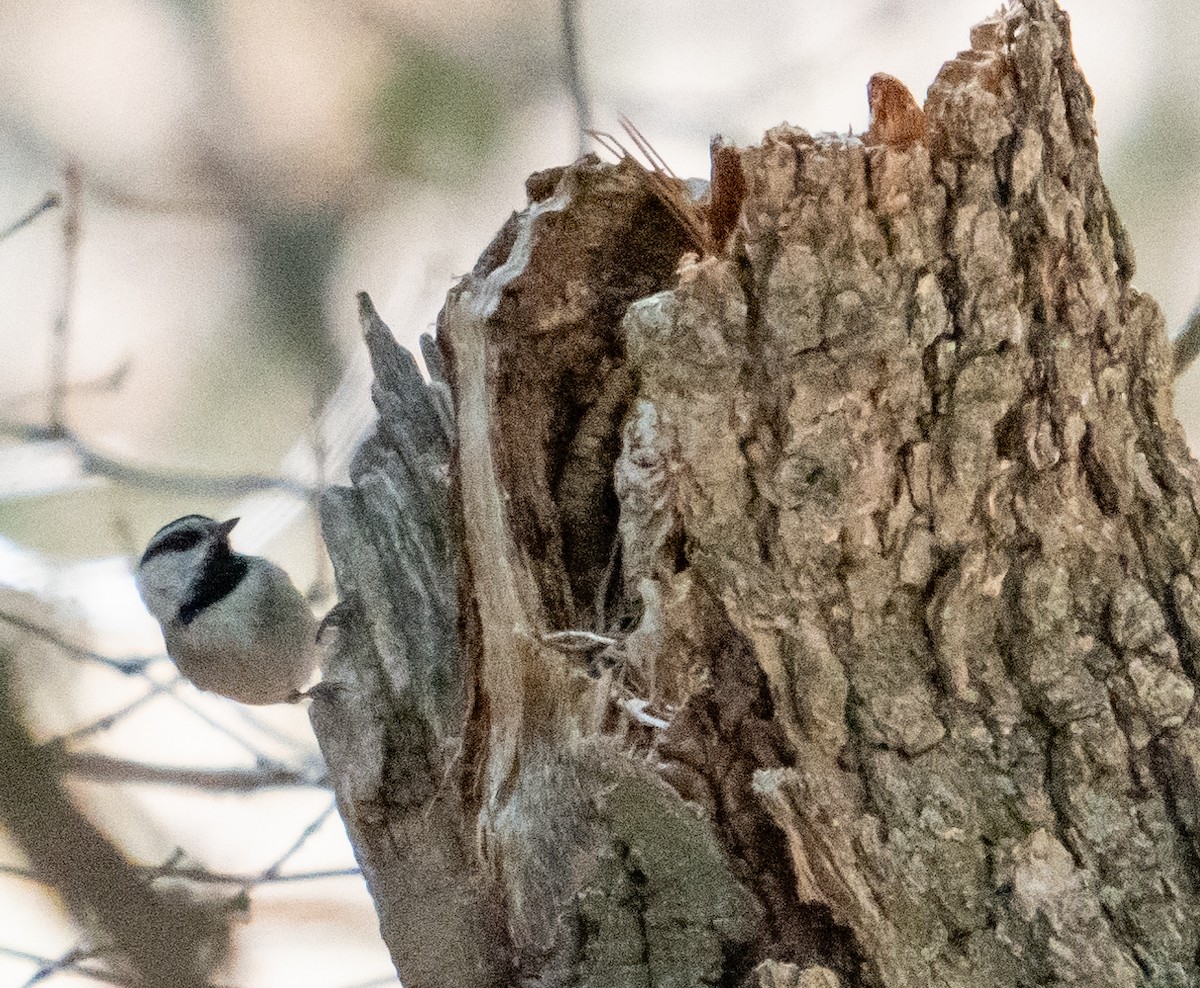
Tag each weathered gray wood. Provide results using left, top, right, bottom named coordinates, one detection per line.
left=316, top=2, right=1200, bottom=985
left=312, top=294, right=507, bottom=988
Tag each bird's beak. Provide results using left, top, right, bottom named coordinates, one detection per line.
left=217, top=517, right=240, bottom=539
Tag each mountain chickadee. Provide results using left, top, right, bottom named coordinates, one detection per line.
left=136, top=515, right=318, bottom=704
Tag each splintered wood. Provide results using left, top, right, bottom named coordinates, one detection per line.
left=590, top=117, right=746, bottom=256
left=708, top=135, right=747, bottom=251
left=865, top=72, right=927, bottom=148
left=594, top=75, right=926, bottom=259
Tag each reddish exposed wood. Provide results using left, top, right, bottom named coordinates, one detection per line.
left=865, top=72, right=927, bottom=148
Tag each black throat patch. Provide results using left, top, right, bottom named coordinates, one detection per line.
left=179, top=543, right=250, bottom=625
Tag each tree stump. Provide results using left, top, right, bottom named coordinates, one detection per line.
left=314, top=2, right=1200, bottom=985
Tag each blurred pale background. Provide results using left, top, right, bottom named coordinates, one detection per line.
left=0, top=1, right=1197, bottom=985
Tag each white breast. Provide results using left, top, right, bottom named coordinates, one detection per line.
left=161, top=558, right=318, bottom=704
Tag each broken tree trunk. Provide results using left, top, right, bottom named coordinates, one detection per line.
left=313, top=2, right=1200, bottom=985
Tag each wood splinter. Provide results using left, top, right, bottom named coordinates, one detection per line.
left=594, top=72, right=924, bottom=255
left=590, top=117, right=746, bottom=256
left=866, top=72, right=928, bottom=148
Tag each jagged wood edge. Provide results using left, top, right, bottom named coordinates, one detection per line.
left=310, top=293, right=507, bottom=988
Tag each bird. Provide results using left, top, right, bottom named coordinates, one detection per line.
left=135, top=515, right=319, bottom=705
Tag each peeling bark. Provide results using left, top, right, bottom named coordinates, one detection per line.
left=314, top=2, right=1200, bottom=985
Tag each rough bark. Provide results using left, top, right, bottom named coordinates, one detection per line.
left=314, top=2, right=1200, bottom=986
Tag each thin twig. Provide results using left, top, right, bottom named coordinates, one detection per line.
left=0, top=193, right=61, bottom=243
left=0, top=614, right=323, bottom=784
left=0, top=420, right=315, bottom=499
left=65, top=428, right=315, bottom=497
left=4, top=858, right=358, bottom=889
left=53, top=687, right=170, bottom=744
left=588, top=129, right=626, bottom=161
left=619, top=115, right=677, bottom=177
left=14, top=639, right=314, bottom=766
left=35, top=668, right=313, bottom=771
left=23, top=946, right=108, bottom=988
left=0, top=659, right=223, bottom=988
left=0, top=945, right=130, bottom=988
left=261, top=799, right=339, bottom=881
left=49, top=162, right=82, bottom=432
left=0, top=609, right=154, bottom=674
left=587, top=122, right=709, bottom=252
left=560, top=0, right=592, bottom=156
left=159, top=680, right=295, bottom=764
left=1, top=357, right=131, bottom=412
left=150, top=863, right=360, bottom=885
left=63, top=752, right=326, bottom=791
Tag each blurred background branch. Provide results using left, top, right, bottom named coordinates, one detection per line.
left=48, top=162, right=80, bottom=433
left=0, top=193, right=59, bottom=243
left=560, top=0, right=592, bottom=156
left=0, top=643, right=228, bottom=988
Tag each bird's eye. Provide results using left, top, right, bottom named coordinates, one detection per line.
left=157, top=529, right=203, bottom=553
left=141, top=528, right=203, bottom=564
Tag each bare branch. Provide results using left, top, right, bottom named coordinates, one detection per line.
left=20, top=946, right=127, bottom=988
left=260, top=800, right=339, bottom=880
left=0, top=421, right=316, bottom=500
left=157, top=681, right=317, bottom=765
left=0, top=609, right=153, bottom=674
left=0, top=945, right=131, bottom=988
left=1, top=358, right=131, bottom=413
left=148, top=863, right=361, bottom=886
left=0, top=193, right=61, bottom=243
left=55, top=690, right=164, bottom=744
left=0, top=607, right=320, bottom=774
left=560, top=0, right=592, bottom=156
left=0, top=648, right=227, bottom=986
left=49, top=162, right=82, bottom=432
left=2, top=859, right=358, bottom=888
left=62, top=751, right=326, bottom=792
